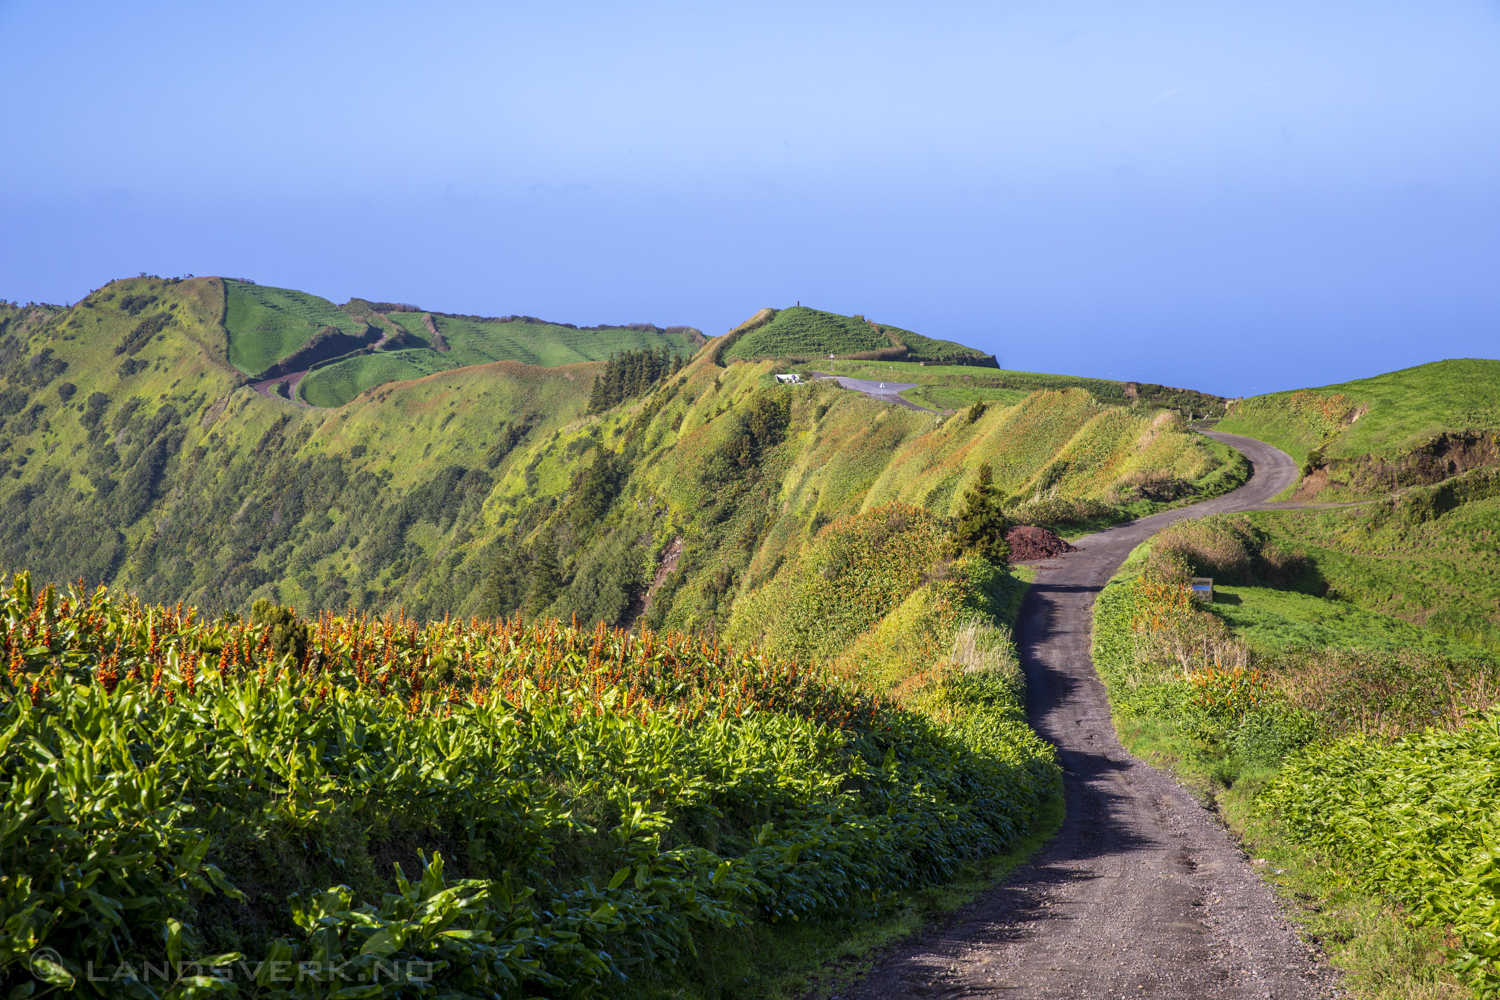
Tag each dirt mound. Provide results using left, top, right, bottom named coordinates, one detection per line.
left=1006, top=525, right=1078, bottom=562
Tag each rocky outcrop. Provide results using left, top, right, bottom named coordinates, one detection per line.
left=1295, top=430, right=1500, bottom=499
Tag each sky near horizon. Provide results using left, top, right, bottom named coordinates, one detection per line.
left=1, top=1, right=1497, bottom=397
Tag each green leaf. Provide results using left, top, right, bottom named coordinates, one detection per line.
left=28, top=956, right=74, bottom=987
left=607, top=866, right=631, bottom=890
left=358, top=928, right=399, bottom=957
left=203, top=866, right=246, bottom=902
left=165, top=918, right=184, bottom=966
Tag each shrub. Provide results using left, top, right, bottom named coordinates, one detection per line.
left=0, top=571, right=1056, bottom=998
left=946, top=463, right=1010, bottom=565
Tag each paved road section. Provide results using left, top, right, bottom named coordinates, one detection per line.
left=809, top=371, right=937, bottom=413
left=841, top=431, right=1342, bottom=999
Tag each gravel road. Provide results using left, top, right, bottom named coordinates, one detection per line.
left=810, top=372, right=937, bottom=413
left=839, top=431, right=1343, bottom=1000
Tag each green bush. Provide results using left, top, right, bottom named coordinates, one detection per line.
left=1261, top=715, right=1500, bottom=994
left=0, top=572, right=1056, bottom=998
left=946, top=463, right=1010, bottom=565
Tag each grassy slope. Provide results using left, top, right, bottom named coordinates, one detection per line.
left=302, top=315, right=699, bottom=407
left=431, top=314, right=700, bottom=368
left=1246, top=495, right=1500, bottom=651
left=885, top=322, right=992, bottom=361
left=819, top=358, right=1228, bottom=418
left=0, top=276, right=1240, bottom=638
left=723, top=306, right=987, bottom=363
left=223, top=280, right=368, bottom=377
left=299, top=348, right=460, bottom=407
left=1216, top=358, right=1500, bottom=464
left=1210, top=585, right=1487, bottom=659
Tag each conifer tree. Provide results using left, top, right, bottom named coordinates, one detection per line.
left=524, top=535, right=563, bottom=614
left=946, top=462, right=1010, bottom=564
left=587, top=346, right=683, bottom=414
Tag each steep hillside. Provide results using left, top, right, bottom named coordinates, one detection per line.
left=1215, top=358, right=1500, bottom=500
left=720, top=305, right=996, bottom=365
left=61, top=275, right=704, bottom=405
left=0, top=284, right=1242, bottom=628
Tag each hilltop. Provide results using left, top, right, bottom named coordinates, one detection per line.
left=717, top=305, right=996, bottom=366
left=1215, top=358, right=1500, bottom=500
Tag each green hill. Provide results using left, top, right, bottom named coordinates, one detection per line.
left=720, top=305, right=996, bottom=365
left=0, top=274, right=1244, bottom=627
left=1215, top=358, right=1500, bottom=500
left=103, top=275, right=708, bottom=403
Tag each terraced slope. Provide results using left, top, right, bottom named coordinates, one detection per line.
left=223, top=280, right=371, bottom=377
left=301, top=314, right=701, bottom=407
left=721, top=305, right=994, bottom=364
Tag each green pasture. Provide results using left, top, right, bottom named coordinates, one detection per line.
left=1247, top=497, right=1500, bottom=651
left=1217, top=357, right=1500, bottom=462
left=222, top=280, right=367, bottom=377
left=302, top=315, right=698, bottom=406
left=298, top=348, right=461, bottom=406
left=1210, top=584, right=1490, bottom=659
left=428, top=315, right=699, bottom=369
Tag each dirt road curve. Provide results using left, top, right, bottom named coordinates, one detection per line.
left=841, top=432, right=1342, bottom=1000
left=250, top=369, right=313, bottom=407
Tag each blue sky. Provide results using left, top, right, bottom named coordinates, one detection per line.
left=2, top=0, right=1497, bottom=396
